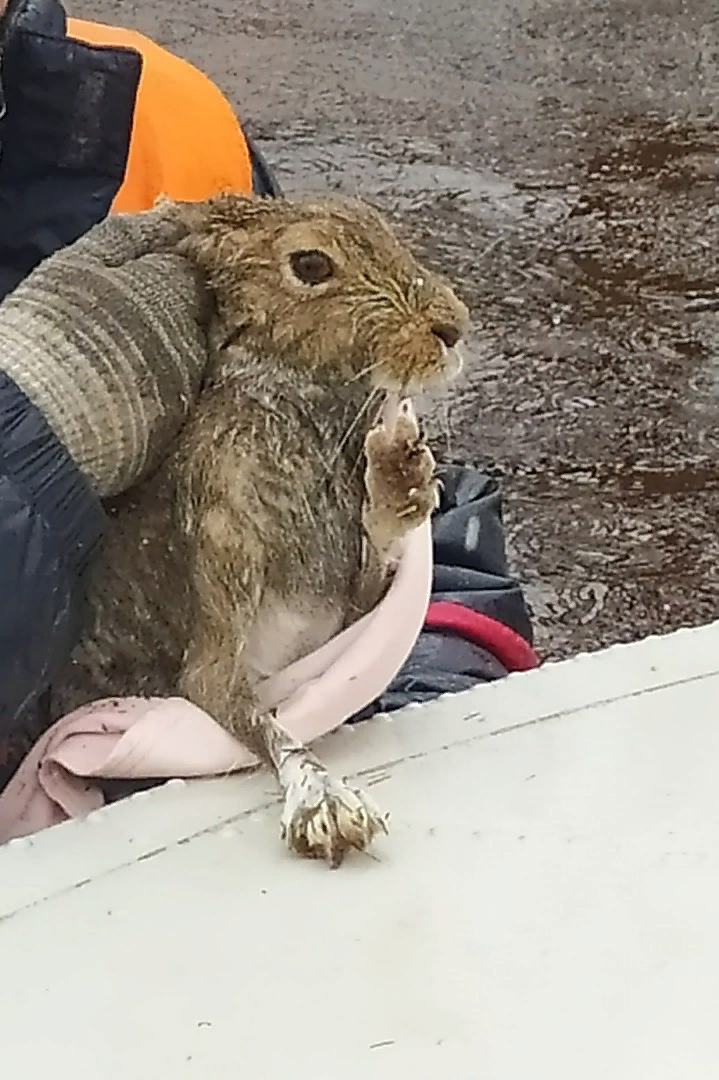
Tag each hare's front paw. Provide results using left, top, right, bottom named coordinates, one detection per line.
left=363, top=399, right=438, bottom=553
left=279, top=751, right=388, bottom=868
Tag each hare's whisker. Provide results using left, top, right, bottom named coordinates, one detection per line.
left=328, top=384, right=382, bottom=471
left=345, top=358, right=384, bottom=384
left=300, top=489, right=317, bottom=529
left=347, top=387, right=386, bottom=478
left=440, top=395, right=453, bottom=459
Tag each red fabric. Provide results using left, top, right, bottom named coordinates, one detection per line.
left=424, top=600, right=540, bottom=673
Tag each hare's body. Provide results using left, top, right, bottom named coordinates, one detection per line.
left=53, top=357, right=384, bottom=714
left=51, top=192, right=469, bottom=865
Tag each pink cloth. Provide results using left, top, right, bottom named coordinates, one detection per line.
left=0, top=522, right=431, bottom=843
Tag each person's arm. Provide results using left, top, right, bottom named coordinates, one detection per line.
left=66, top=17, right=256, bottom=213
left=0, top=203, right=213, bottom=789
left=0, top=0, right=278, bottom=300
left=0, top=0, right=144, bottom=296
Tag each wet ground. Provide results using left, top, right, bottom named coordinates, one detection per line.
left=82, top=0, right=719, bottom=659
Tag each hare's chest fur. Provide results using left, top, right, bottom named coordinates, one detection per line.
left=244, top=590, right=345, bottom=679
left=187, top=375, right=376, bottom=680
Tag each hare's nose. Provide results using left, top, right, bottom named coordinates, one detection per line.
left=432, top=322, right=462, bottom=349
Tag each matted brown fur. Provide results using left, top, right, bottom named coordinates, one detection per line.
left=51, top=192, right=469, bottom=864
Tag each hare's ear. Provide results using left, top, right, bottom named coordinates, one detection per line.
left=172, top=192, right=274, bottom=235
left=152, top=193, right=175, bottom=212
left=171, top=192, right=270, bottom=273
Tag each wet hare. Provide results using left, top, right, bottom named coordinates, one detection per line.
left=52, top=193, right=469, bottom=866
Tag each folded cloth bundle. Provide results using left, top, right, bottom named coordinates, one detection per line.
left=0, top=465, right=542, bottom=843
left=0, top=522, right=431, bottom=843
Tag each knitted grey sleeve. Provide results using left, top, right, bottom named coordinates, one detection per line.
left=0, top=205, right=211, bottom=497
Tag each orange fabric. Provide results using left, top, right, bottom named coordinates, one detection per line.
left=66, top=18, right=253, bottom=213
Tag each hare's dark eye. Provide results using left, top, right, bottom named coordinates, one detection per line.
left=289, top=249, right=334, bottom=285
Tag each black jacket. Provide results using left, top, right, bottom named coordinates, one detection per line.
left=0, top=0, right=281, bottom=298
left=0, top=0, right=136, bottom=778
left=0, top=0, right=534, bottom=793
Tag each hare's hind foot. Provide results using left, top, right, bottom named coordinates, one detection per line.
left=279, top=750, right=388, bottom=868
left=245, top=708, right=388, bottom=867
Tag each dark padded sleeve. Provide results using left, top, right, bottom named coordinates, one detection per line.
left=0, top=373, right=104, bottom=790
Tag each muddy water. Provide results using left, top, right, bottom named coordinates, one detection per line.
left=83, top=0, right=719, bottom=659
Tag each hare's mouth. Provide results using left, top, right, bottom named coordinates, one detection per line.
left=372, top=341, right=463, bottom=396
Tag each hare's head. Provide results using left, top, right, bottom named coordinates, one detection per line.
left=171, top=193, right=469, bottom=392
